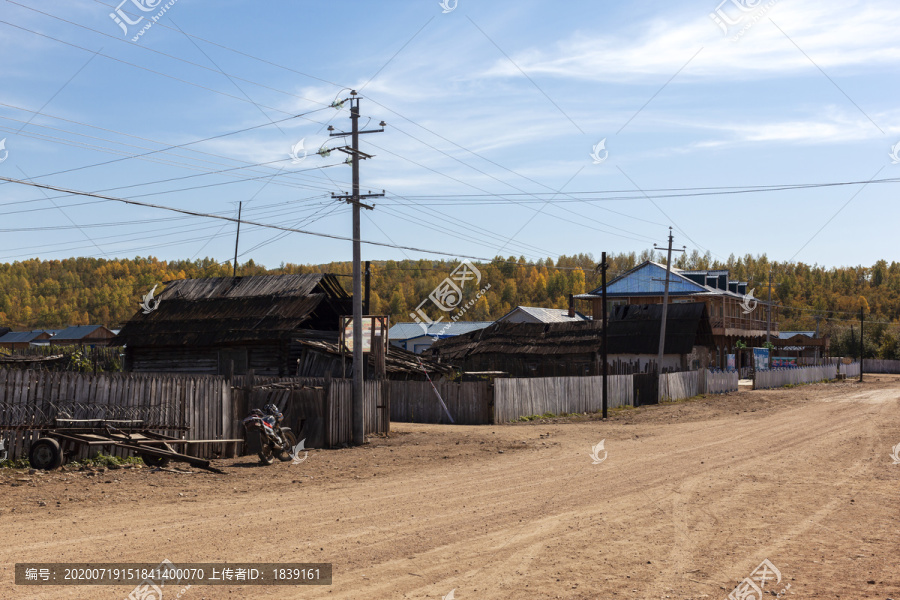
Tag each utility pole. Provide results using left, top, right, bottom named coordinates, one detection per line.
left=766, top=271, right=773, bottom=370
left=813, top=314, right=822, bottom=364
left=600, top=252, right=609, bottom=419
left=766, top=271, right=772, bottom=345
left=653, top=228, right=685, bottom=377
left=364, top=260, right=371, bottom=314
left=232, top=200, right=242, bottom=278
left=329, top=91, right=385, bottom=446
left=859, top=306, right=864, bottom=383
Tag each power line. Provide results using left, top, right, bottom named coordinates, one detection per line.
left=0, top=176, right=497, bottom=261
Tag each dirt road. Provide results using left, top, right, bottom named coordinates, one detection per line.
left=2, top=376, right=898, bottom=599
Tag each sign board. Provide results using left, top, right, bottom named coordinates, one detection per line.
left=753, top=347, right=769, bottom=371
left=772, top=356, right=797, bottom=368
left=726, top=354, right=736, bottom=370
left=341, top=316, right=389, bottom=354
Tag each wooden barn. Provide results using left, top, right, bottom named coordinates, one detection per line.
left=430, top=302, right=713, bottom=377
left=115, top=274, right=352, bottom=376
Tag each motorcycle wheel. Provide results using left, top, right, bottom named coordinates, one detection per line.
left=278, top=430, right=298, bottom=461
left=256, top=430, right=275, bottom=465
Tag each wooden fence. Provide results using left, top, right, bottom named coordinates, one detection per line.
left=702, top=370, right=739, bottom=395
left=753, top=365, right=835, bottom=390
left=0, top=370, right=232, bottom=461
left=857, top=358, right=900, bottom=374
left=493, top=375, right=632, bottom=422
left=659, top=371, right=700, bottom=402
left=389, top=380, right=493, bottom=424
left=0, top=372, right=389, bottom=461
left=839, top=362, right=861, bottom=378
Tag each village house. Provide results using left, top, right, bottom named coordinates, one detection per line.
left=575, top=261, right=776, bottom=369
left=0, top=330, right=52, bottom=351
left=115, top=274, right=352, bottom=376
left=50, top=325, right=116, bottom=347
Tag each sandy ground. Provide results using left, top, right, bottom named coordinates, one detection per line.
left=1, top=375, right=899, bottom=599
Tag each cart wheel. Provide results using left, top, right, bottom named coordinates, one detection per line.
left=29, top=438, right=62, bottom=470
left=139, top=443, right=174, bottom=468
left=256, top=431, right=275, bottom=465
left=278, top=430, right=298, bottom=461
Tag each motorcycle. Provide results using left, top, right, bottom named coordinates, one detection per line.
left=242, top=403, right=298, bottom=465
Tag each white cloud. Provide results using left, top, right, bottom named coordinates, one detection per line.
left=476, top=0, right=900, bottom=83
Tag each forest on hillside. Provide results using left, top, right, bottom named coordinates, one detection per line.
left=0, top=251, right=898, bottom=358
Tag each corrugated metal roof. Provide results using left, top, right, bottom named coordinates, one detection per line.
left=578, top=261, right=755, bottom=300
left=389, top=321, right=492, bottom=340
left=496, top=306, right=591, bottom=323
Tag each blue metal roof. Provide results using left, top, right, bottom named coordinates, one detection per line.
left=52, top=325, right=108, bottom=340
left=0, top=331, right=50, bottom=343
left=589, top=262, right=709, bottom=296
left=389, top=321, right=493, bottom=340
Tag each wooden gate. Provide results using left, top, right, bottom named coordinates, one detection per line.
left=632, top=372, right=658, bottom=407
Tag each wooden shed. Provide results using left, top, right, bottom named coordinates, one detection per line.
left=115, top=274, right=352, bottom=376
left=431, top=302, right=713, bottom=377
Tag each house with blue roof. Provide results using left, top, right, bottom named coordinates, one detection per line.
left=389, top=321, right=493, bottom=354
left=51, top=325, right=116, bottom=347
left=576, top=261, right=778, bottom=369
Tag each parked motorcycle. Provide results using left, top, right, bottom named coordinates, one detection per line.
left=242, top=404, right=297, bottom=465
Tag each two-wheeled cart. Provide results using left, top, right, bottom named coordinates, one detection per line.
left=27, top=418, right=241, bottom=473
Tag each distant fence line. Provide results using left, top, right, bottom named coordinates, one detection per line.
left=858, top=358, right=900, bottom=374
left=753, top=365, right=836, bottom=390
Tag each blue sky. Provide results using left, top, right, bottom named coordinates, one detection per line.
left=0, top=0, right=897, bottom=269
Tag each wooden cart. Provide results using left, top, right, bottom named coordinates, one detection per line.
left=27, top=418, right=242, bottom=473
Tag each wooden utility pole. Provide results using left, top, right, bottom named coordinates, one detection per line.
left=600, top=252, right=609, bottom=419
left=329, top=91, right=385, bottom=446
left=232, top=200, right=242, bottom=278
left=859, top=306, right=864, bottom=382
left=766, top=271, right=772, bottom=344
left=364, top=260, right=371, bottom=314
left=653, top=228, right=685, bottom=376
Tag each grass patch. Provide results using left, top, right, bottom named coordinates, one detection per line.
left=69, top=453, right=144, bottom=468
left=0, top=458, right=30, bottom=469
